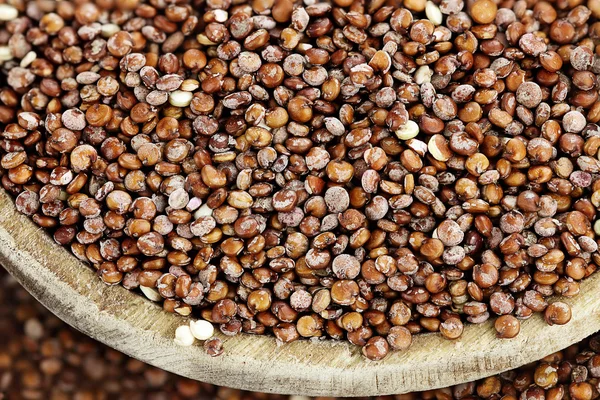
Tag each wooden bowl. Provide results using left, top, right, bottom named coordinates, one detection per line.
left=1, top=189, right=600, bottom=397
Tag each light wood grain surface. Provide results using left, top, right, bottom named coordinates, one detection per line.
left=0, top=189, right=599, bottom=397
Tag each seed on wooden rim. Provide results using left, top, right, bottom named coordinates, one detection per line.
left=140, top=286, right=162, bottom=302
left=189, top=319, right=215, bottom=340
left=495, top=315, right=520, bottom=338
left=440, top=317, right=464, bottom=339
left=544, top=302, right=572, bottom=325
left=174, top=325, right=195, bottom=346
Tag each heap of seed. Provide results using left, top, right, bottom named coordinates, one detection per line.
left=1, top=0, right=600, bottom=359
left=3, top=266, right=600, bottom=400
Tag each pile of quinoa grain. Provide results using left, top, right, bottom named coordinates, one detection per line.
left=1, top=0, right=600, bottom=359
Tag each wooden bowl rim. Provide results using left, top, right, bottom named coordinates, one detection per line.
left=1, top=189, right=599, bottom=397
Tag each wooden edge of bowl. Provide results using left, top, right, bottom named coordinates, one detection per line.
left=1, top=189, right=599, bottom=397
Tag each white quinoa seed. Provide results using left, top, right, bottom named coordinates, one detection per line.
left=395, top=120, right=419, bottom=140
left=0, top=5, right=18, bottom=21
left=189, top=320, right=215, bottom=341
left=140, top=286, right=162, bottom=302
left=426, top=1, right=443, bottom=25
left=174, top=325, right=195, bottom=346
